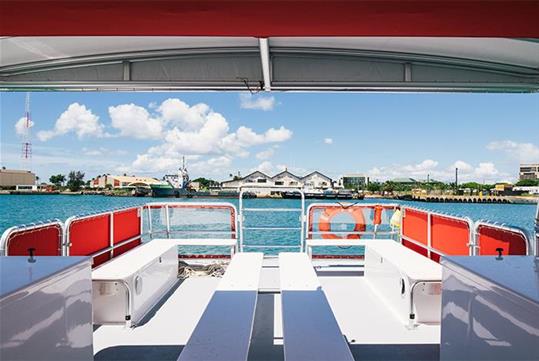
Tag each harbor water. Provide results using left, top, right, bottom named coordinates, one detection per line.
left=1, top=195, right=536, bottom=255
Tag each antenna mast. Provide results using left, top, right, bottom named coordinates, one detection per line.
left=21, top=93, right=32, bottom=162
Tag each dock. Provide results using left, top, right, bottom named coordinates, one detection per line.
left=410, top=195, right=537, bottom=204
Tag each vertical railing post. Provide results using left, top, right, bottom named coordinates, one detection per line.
left=427, top=212, right=432, bottom=258
left=300, top=189, right=305, bottom=252
left=238, top=188, right=244, bottom=252
left=470, top=220, right=478, bottom=256
left=109, top=211, right=115, bottom=258
left=400, top=208, right=406, bottom=244
left=165, top=204, right=171, bottom=239
left=146, top=205, right=153, bottom=240
left=138, top=206, right=143, bottom=242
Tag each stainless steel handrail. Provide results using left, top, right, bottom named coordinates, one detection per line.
left=408, top=280, right=441, bottom=329
left=89, top=235, right=142, bottom=261
left=474, top=220, right=533, bottom=256
left=0, top=219, right=64, bottom=256
left=93, top=278, right=132, bottom=327
left=238, top=186, right=306, bottom=252
left=64, top=206, right=143, bottom=257
left=143, top=202, right=239, bottom=254
left=401, top=206, right=475, bottom=256
left=305, top=203, right=402, bottom=253
left=535, top=202, right=539, bottom=256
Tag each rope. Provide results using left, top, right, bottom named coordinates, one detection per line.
left=178, top=260, right=227, bottom=278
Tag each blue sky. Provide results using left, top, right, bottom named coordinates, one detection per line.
left=1, top=92, right=538, bottom=183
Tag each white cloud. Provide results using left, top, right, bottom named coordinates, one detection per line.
left=256, top=148, right=275, bottom=160
left=37, top=103, right=105, bottom=141
left=158, top=98, right=210, bottom=130
left=402, top=159, right=439, bottom=172
left=451, top=160, right=474, bottom=173
left=324, top=138, right=333, bottom=145
left=231, top=126, right=292, bottom=147
left=108, top=103, right=163, bottom=139
left=82, top=147, right=127, bottom=157
left=474, top=162, right=499, bottom=178
left=128, top=154, right=231, bottom=176
left=120, top=98, right=293, bottom=175
left=252, top=161, right=275, bottom=174
left=15, top=117, right=34, bottom=136
left=487, top=140, right=539, bottom=163
left=239, top=94, right=276, bottom=111
left=368, top=159, right=505, bottom=183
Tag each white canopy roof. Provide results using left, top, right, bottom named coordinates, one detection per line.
left=1, top=37, right=538, bottom=92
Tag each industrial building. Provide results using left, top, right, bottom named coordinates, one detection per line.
left=339, top=174, right=369, bottom=190
left=221, top=170, right=332, bottom=195
left=520, top=164, right=539, bottom=181
left=91, top=175, right=162, bottom=189
left=0, top=168, right=36, bottom=188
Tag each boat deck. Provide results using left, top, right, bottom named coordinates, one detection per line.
left=94, top=257, right=439, bottom=361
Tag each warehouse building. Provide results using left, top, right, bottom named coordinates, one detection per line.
left=0, top=168, right=36, bottom=188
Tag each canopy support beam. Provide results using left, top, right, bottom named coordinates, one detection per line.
left=259, top=38, right=272, bottom=91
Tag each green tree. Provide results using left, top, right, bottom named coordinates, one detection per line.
left=49, top=174, right=66, bottom=187
left=192, top=177, right=219, bottom=190
left=515, top=179, right=539, bottom=186
left=366, top=181, right=381, bottom=192
left=383, top=181, right=396, bottom=193
left=66, top=171, right=85, bottom=191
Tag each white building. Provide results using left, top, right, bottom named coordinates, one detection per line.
left=301, top=171, right=332, bottom=189
left=91, top=175, right=162, bottom=189
left=519, top=164, right=539, bottom=180
left=221, top=170, right=333, bottom=195
left=513, top=186, right=539, bottom=195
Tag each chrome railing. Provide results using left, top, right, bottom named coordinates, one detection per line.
left=238, top=186, right=305, bottom=252
left=143, top=202, right=238, bottom=240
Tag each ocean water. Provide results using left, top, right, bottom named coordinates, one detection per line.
left=1, top=195, right=537, bottom=254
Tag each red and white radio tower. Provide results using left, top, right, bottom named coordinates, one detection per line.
left=21, top=93, right=32, bottom=161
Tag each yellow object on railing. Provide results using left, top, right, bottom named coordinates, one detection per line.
left=390, top=209, right=402, bottom=229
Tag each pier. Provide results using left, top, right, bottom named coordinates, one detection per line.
left=410, top=195, right=537, bottom=204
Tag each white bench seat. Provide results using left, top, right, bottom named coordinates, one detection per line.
left=178, top=252, right=263, bottom=361
left=305, top=238, right=366, bottom=257
left=92, top=241, right=178, bottom=326
left=153, top=238, right=238, bottom=256
left=279, top=253, right=354, bottom=361
left=365, top=240, right=442, bottom=326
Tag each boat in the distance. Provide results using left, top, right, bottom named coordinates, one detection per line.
left=282, top=188, right=362, bottom=199
left=151, top=157, right=193, bottom=198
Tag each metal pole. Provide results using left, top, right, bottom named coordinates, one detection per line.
left=300, top=189, right=305, bottom=252
left=147, top=205, right=153, bottom=240
left=109, top=212, right=115, bottom=258
left=165, top=204, right=170, bottom=239
left=238, top=187, right=244, bottom=252
left=455, top=167, right=458, bottom=194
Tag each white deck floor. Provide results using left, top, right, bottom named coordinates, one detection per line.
left=93, top=257, right=439, bottom=361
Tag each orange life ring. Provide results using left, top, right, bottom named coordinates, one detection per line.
left=319, top=207, right=366, bottom=239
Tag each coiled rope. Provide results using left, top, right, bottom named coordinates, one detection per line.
left=178, top=260, right=227, bottom=278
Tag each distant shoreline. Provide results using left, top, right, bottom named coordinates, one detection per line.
left=1, top=190, right=537, bottom=205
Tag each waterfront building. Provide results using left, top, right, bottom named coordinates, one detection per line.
left=519, top=164, right=539, bottom=180
left=273, top=170, right=302, bottom=187
left=340, top=174, right=369, bottom=190
left=91, top=175, right=162, bottom=189
left=0, top=168, right=36, bottom=188
left=391, top=177, right=418, bottom=185
left=220, top=170, right=333, bottom=195
left=302, top=171, right=332, bottom=189
left=512, top=186, right=539, bottom=195
left=492, top=183, right=514, bottom=196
